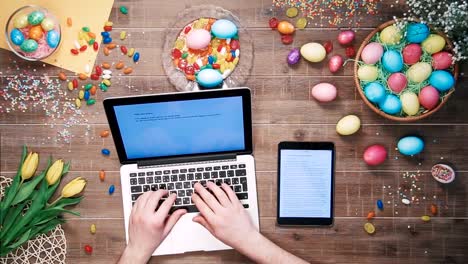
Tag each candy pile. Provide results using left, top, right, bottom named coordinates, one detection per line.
left=171, top=18, right=240, bottom=88
left=70, top=26, right=99, bottom=56
left=8, top=8, right=60, bottom=60
left=269, top=7, right=309, bottom=45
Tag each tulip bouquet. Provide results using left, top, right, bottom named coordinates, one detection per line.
left=0, top=146, right=86, bottom=256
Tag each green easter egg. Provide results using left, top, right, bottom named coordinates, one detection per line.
left=20, top=39, right=38, bottom=52
left=28, top=10, right=45, bottom=25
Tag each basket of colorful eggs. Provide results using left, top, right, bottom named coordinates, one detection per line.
left=5, top=5, right=61, bottom=61
left=354, top=20, right=459, bottom=122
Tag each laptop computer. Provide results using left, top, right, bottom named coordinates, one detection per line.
left=103, top=87, right=259, bottom=256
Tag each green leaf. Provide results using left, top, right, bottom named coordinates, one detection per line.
left=6, top=228, right=31, bottom=249
left=10, top=158, right=52, bottom=206
left=0, top=202, right=27, bottom=239
left=31, top=207, right=79, bottom=226
left=55, top=196, right=84, bottom=208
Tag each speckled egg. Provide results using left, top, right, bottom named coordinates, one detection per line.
left=311, top=83, right=337, bottom=102
left=407, top=62, right=432, bottom=83
left=358, top=65, right=379, bottom=81
left=419, top=85, right=440, bottom=110
left=361, top=42, right=383, bottom=64
left=28, top=10, right=45, bottom=25
left=401, top=92, right=420, bottom=116
left=422, top=34, right=446, bottom=54
left=196, top=69, right=223, bottom=88
left=363, top=145, right=388, bottom=166
left=432, top=51, right=453, bottom=70
left=13, top=14, right=28, bottom=28
left=379, top=25, right=402, bottom=45
left=211, top=19, right=238, bottom=39
left=28, top=25, right=43, bottom=41
left=336, top=115, right=361, bottom=136
left=402, top=44, right=422, bottom=65
left=429, top=70, right=455, bottom=92
left=379, top=94, right=402, bottom=115
left=300, top=42, right=326, bottom=63
left=40, top=17, right=55, bottom=31
left=387, top=73, right=407, bottom=93
left=364, top=82, right=386, bottom=104
left=382, top=50, right=403, bottom=73
left=20, top=39, right=38, bottom=52
left=10, top=28, right=25, bottom=46
left=397, top=136, right=424, bottom=156
left=406, top=23, right=430, bottom=43
left=186, top=29, right=211, bottom=50
left=46, top=30, right=60, bottom=48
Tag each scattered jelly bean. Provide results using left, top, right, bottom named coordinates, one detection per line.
left=115, top=61, right=124, bottom=69
left=366, top=211, right=375, bottom=220
left=345, top=46, right=356, bottom=58
left=377, top=200, right=384, bottom=210
left=105, top=21, right=113, bottom=27
left=78, top=90, right=84, bottom=99
left=88, top=32, right=96, bottom=38
left=172, top=48, right=182, bottom=59
left=87, top=99, right=96, bottom=105
left=82, top=26, right=90, bottom=32
left=421, top=215, right=431, bottom=222
left=102, top=74, right=111, bottom=80
left=78, top=73, right=87, bottom=80
left=103, top=47, right=110, bottom=56
left=281, top=34, right=294, bottom=45
left=430, top=204, right=438, bottom=215
left=295, top=17, right=308, bottom=29
left=286, top=7, right=299, bottom=18
left=88, top=39, right=95, bottom=45
left=102, top=79, right=111, bottom=86
left=127, top=48, right=135, bottom=57
left=103, top=25, right=113, bottom=32
left=72, top=79, right=78, bottom=88
left=181, top=52, right=188, bottom=59
left=208, top=55, right=214, bottom=64
left=67, top=81, right=74, bottom=91
left=84, top=91, right=90, bottom=101
left=120, top=6, right=129, bottom=14
left=95, top=66, right=102, bottom=76
left=133, top=52, right=140, bottom=62
left=75, top=98, right=81, bottom=108
left=323, top=41, right=333, bottom=54
left=212, top=63, right=220, bottom=69
left=84, top=244, right=93, bottom=254
left=120, top=31, right=127, bottom=40
left=84, top=83, right=92, bottom=90
left=109, top=184, right=115, bottom=195
left=230, top=39, right=240, bottom=50
left=90, top=86, right=97, bottom=95
left=269, top=17, right=279, bottom=29
left=93, top=42, right=99, bottom=51
left=90, top=224, right=96, bottom=234
left=70, top=48, right=79, bottom=55
left=99, top=83, right=108, bottom=91
left=402, top=198, right=411, bottom=205
left=184, top=26, right=191, bottom=34
left=364, top=222, right=375, bottom=234
left=103, top=69, right=112, bottom=75
left=184, top=65, right=195, bottom=75
left=99, top=170, right=105, bottom=181
left=121, top=45, right=128, bottom=55
left=58, top=72, right=67, bottom=81
left=102, top=62, right=111, bottom=69
left=103, top=37, right=112, bottom=44
left=67, top=17, right=72, bottom=27
left=107, top=43, right=116, bottom=49
left=100, top=130, right=110, bottom=137
left=123, top=67, right=133, bottom=74
left=101, top=31, right=110, bottom=38
left=80, top=45, right=87, bottom=52
left=90, top=73, right=99, bottom=80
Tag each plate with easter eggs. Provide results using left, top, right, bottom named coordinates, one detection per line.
left=354, top=20, right=459, bottom=121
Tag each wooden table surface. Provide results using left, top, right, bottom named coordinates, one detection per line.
left=1, top=1, right=468, bottom=263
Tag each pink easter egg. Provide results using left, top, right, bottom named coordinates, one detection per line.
left=328, top=55, right=344, bottom=73
left=361, top=42, right=383, bottom=64
left=311, top=83, right=337, bottom=102
left=432, top=51, right=453, bottom=70
left=186, top=29, right=211, bottom=50
left=363, top=144, right=388, bottom=166
left=419, top=85, right=440, bottom=110
left=402, top=44, right=422, bottom=65
left=387, top=73, right=408, bottom=93
left=337, top=30, right=355, bottom=45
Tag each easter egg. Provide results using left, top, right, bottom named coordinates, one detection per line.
left=287, top=48, right=301, bottom=65
left=47, top=30, right=60, bottom=48
left=28, top=25, right=44, bottom=41
left=10, top=28, right=25, bottom=46
left=311, top=83, right=337, bottom=102
left=406, top=23, right=430, bottom=43
left=379, top=94, right=402, bottom=115
left=361, top=42, right=383, bottom=64
left=300, top=42, right=326, bottom=62
left=382, top=50, right=403, bottom=73
left=13, top=14, right=29, bottom=28
left=429, top=70, right=455, bottom=92
left=20, top=39, right=38, bottom=52
left=336, top=115, right=361, bottom=136
left=364, top=82, right=386, bottom=104
left=211, top=19, right=238, bottom=39
left=277, top=21, right=295, bottom=35
left=402, top=44, right=422, bottom=65
left=28, top=10, right=45, bottom=25
left=432, top=51, right=453, bottom=70
left=363, top=145, right=387, bottom=166
left=407, top=62, right=432, bottom=83
left=397, top=136, right=424, bottom=156
left=40, top=17, right=55, bottom=31
left=419, top=85, right=440, bottom=110
left=387, top=73, right=407, bottom=93
left=186, top=29, right=211, bottom=50
left=422, top=34, right=446, bottom=54
left=328, top=55, right=343, bottom=73
left=196, top=69, right=223, bottom=88
left=337, top=30, right=355, bottom=45
left=380, top=25, right=402, bottom=45
left=357, top=65, right=378, bottom=81
left=401, top=92, right=420, bottom=116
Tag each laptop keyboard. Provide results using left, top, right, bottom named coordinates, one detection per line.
left=129, top=163, right=249, bottom=213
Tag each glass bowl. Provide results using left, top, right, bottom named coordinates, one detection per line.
left=5, top=5, right=61, bottom=61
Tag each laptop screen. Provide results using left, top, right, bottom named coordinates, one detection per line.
left=113, top=96, right=245, bottom=159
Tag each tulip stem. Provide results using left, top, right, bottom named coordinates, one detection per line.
left=48, top=196, right=63, bottom=207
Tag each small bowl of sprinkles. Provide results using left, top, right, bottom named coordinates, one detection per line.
left=163, top=5, right=253, bottom=91
left=5, top=5, right=61, bottom=61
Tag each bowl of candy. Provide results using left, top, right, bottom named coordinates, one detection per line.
left=354, top=20, right=459, bottom=122
left=5, top=5, right=61, bottom=61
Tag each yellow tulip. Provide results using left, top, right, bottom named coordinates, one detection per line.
left=21, top=152, right=39, bottom=180
left=61, top=177, right=87, bottom=198
left=46, top=159, right=64, bottom=185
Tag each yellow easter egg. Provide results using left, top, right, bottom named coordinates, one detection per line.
left=401, top=92, right=420, bottom=116
left=14, top=14, right=29, bottom=28
left=336, top=115, right=361, bottom=136
left=358, top=65, right=379, bottom=81
left=407, top=62, right=432, bottom=83
left=40, top=17, right=55, bottom=31
left=300, top=42, right=326, bottom=62
left=380, top=25, right=402, bottom=45
left=421, top=34, right=445, bottom=54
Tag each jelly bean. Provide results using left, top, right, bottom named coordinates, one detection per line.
left=178, top=59, right=187, bottom=69
left=184, top=65, right=195, bottom=75
left=83, top=91, right=90, bottom=100
left=58, top=72, right=67, bottom=81
left=193, top=63, right=200, bottom=70
left=377, top=200, right=384, bottom=210
left=87, top=99, right=96, bottom=105
left=106, top=43, right=116, bottom=49
left=182, top=52, right=188, bottom=59
left=103, top=79, right=111, bottom=86
left=172, top=49, right=182, bottom=59
left=296, top=17, right=308, bottom=29
left=115, top=61, right=124, bottom=69
left=90, top=224, right=96, bottom=234
left=208, top=56, right=214, bottom=64
left=101, top=31, right=110, bottom=38
left=269, top=17, right=279, bottom=29
left=345, top=46, right=356, bottom=58
left=85, top=65, right=90, bottom=74
left=93, top=42, right=99, bottom=51
left=84, top=245, right=93, bottom=254
left=72, top=79, right=78, bottom=88
left=103, top=70, right=112, bottom=75
left=84, top=83, right=92, bottom=90
left=123, top=67, right=133, bottom=74
left=88, top=32, right=96, bottom=39
left=88, top=39, right=95, bottom=45
left=133, top=52, right=140, bottom=62
left=120, top=31, right=127, bottom=40
left=121, top=45, right=128, bottom=55
left=120, top=6, right=128, bottom=14
left=230, top=39, right=240, bottom=50
left=127, top=48, right=135, bottom=57
left=99, top=170, right=105, bottom=181
left=78, top=90, right=84, bottom=99
left=402, top=198, right=411, bottom=205
left=67, top=17, right=72, bottom=27
left=212, top=63, right=220, bottom=69
left=80, top=45, right=87, bottom=52
left=102, top=74, right=111, bottom=79
left=75, top=98, right=81, bottom=108
left=100, top=84, right=109, bottom=92
left=109, top=184, right=115, bottom=195
left=286, top=7, right=299, bottom=18
left=67, top=81, right=74, bottom=91
left=323, top=41, right=333, bottom=54
left=430, top=204, right=438, bottom=215
left=366, top=211, right=375, bottom=220
left=186, top=74, right=195, bottom=81
left=364, top=223, right=375, bottom=234
left=104, top=25, right=113, bottom=32
left=95, top=66, right=102, bottom=76
left=103, top=37, right=112, bottom=44
left=71, top=48, right=79, bottom=55
left=100, top=130, right=110, bottom=137
left=105, top=21, right=113, bottom=27
left=281, top=34, right=294, bottom=45
left=90, top=85, right=97, bottom=95
left=103, top=47, right=110, bottom=56
left=90, top=74, right=99, bottom=80
left=230, top=50, right=236, bottom=58
left=102, top=62, right=111, bottom=69
left=82, top=26, right=90, bottom=32
left=184, top=26, right=191, bottom=34
left=421, top=215, right=431, bottom=222
left=77, top=73, right=86, bottom=80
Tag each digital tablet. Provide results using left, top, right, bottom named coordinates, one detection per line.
left=277, top=142, right=335, bottom=226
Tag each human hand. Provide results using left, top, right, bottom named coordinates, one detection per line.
left=118, top=190, right=186, bottom=264
left=191, top=182, right=258, bottom=250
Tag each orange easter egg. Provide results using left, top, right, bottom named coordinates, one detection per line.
left=277, top=21, right=295, bottom=35
left=29, top=25, right=44, bottom=41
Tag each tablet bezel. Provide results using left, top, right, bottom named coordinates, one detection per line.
left=277, top=141, right=335, bottom=226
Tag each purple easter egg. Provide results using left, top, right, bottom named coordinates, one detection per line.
left=287, top=48, right=301, bottom=65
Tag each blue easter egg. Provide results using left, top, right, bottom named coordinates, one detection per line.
left=133, top=52, right=140, bottom=62
left=406, top=23, right=430, bottom=43
left=377, top=200, right=384, bottom=210
left=429, top=70, right=455, bottom=92
left=108, top=184, right=115, bottom=195
left=364, top=82, right=387, bottom=104
left=382, top=50, right=403, bottom=73
left=10, top=28, right=25, bottom=46
left=379, top=94, right=402, bottom=115
left=196, top=69, right=223, bottom=88
left=101, top=148, right=111, bottom=155
left=397, top=136, right=425, bottom=156
left=46, top=30, right=60, bottom=48
left=211, top=19, right=238, bottom=39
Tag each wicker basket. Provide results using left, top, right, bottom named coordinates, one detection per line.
left=354, top=20, right=459, bottom=122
